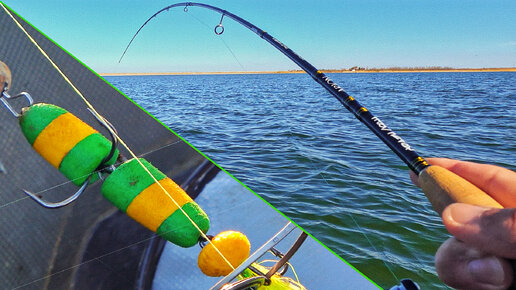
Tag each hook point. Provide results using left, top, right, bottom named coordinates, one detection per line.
left=22, top=176, right=90, bottom=209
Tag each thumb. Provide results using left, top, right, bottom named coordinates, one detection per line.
left=435, top=237, right=513, bottom=289
left=442, top=203, right=516, bottom=259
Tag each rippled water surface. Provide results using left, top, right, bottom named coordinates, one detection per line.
left=107, top=72, right=515, bottom=288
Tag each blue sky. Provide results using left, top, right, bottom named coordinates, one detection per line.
left=2, top=0, right=515, bottom=73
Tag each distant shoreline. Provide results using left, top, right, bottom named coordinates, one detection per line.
left=100, top=67, right=516, bottom=76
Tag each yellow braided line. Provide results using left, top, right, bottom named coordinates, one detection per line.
left=1, top=3, right=236, bottom=272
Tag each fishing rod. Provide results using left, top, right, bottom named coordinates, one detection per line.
left=120, top=2, right=427, bottom=174
left=120, top=2, right=504, bottom=214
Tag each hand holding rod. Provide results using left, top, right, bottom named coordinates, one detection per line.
left=419, top=165, right=503, bottom=214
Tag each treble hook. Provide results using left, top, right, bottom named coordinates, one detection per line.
left=215, top=14, right=225, bottom=35
left=22, top=109, right=119, bottom=208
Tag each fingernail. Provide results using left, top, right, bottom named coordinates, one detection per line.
left=468, top=257, right=505, bottom=286
left=448, top=203, right=486, bottom=225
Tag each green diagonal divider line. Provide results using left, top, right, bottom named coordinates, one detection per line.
left=0, top=2, right=382, bottom=288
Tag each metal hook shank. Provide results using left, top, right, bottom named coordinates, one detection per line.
left=23, top=176, right=90, bottom=209
left=1, top=90, right=34, bottom=118
left=87, top=108, right=119, bottom=167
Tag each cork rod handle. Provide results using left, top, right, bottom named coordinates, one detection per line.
left=419, top=165, right=503, bottom=214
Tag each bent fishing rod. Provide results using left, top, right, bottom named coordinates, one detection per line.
left=120, top=2, right=504, bottom=214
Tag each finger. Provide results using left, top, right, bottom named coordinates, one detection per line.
left=426, top=158, right=516, bottom=207
left=435, top=237, right=513, bottom=290
left=443, top=203, right=516, bottom=259
left=409, top=170, right=420, bottom=187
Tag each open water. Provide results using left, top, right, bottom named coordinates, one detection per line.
left=107, top=72, right=515, bottom=289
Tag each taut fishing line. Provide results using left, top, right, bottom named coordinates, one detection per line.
left=0, top=3, right=236, bottom=286
left=12, top=232, right=159, bottom=289
left=8, top=1, right=497, bottom=288
left=271, top=92, right=401, bottom=283
left=0, top=139, right=184, bottom=209
left=117, top=2, right=452, bottom=286
left=119, top=4, right=429, bottom=176
left=183, top=9, right=246, bottom=71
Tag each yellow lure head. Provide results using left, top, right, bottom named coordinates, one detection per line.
left=198, top=230, right=250, bottom=277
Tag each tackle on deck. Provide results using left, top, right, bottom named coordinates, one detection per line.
left=3, top=1, right=508, bottom=288
left=0, top=53, right=309, bottom=289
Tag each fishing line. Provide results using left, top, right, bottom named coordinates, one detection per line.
left=120, top=2, right=402, bottom=282
left=138, top=138, right=183, bottom=157
left=257, top=260, right=302, bottom=284
left=115, top=5, right=442, bottom=284
left=1, top=2, right=235, bottom=275
left=119, top=3, right=510, bottom=288
left=313, top=165, right=401, bottom=282
left=271, top=93, right=400, bottom=283
left=119, top=2, right=430, bottom=175
left=0, top=139, right=184, bottom=209
left=0, top=179, right=78, bottom=209
left=183, top=9, right=246, bottom=71
left=12, top=230, right=165, bottom=289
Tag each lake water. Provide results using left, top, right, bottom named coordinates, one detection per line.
left=106, top=72, right=516, bottom=289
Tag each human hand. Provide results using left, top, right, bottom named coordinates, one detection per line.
left=410, top=158, right=516, bottom=289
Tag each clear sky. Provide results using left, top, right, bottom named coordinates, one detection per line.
left=2, top=0, right=515, bottom=73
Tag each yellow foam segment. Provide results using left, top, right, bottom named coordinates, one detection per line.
left=198, top=231, right=251, bottom=277
left=126, top=177, right=193, bottom=232
left=32, top=112, right=97, bottom=168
